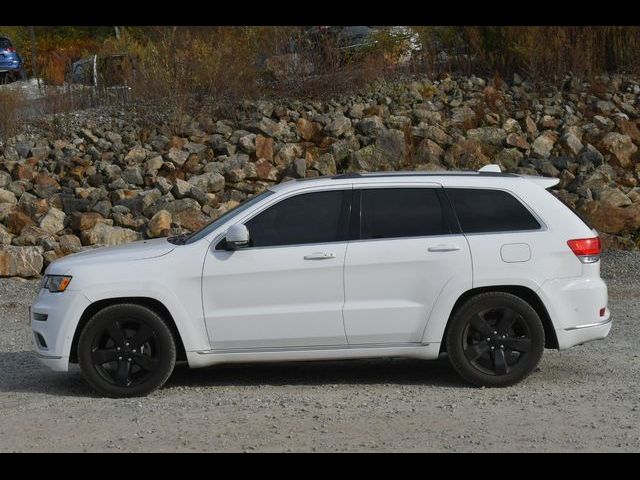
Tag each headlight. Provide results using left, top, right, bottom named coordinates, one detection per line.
left=42, top=275, right=72, bottom=292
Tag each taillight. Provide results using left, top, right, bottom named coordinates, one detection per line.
left=567, top=237, right=601, bottom=263
left=6, top=47, right=16, bottom=52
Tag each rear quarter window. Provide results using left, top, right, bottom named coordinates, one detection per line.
left=446, top=188, right=541, bottom=233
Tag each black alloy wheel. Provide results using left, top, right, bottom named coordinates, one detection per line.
left=78, top=304, right=176, bottom=397
left=446, top=292, right=545, bottom=387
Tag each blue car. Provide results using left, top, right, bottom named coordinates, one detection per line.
left=0, top=36, right=26, bottom=82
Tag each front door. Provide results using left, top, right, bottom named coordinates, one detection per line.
left=201, top=188, right=352, bottom=350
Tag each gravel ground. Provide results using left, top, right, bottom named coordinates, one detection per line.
left=1, top=251, right=639, bottom=452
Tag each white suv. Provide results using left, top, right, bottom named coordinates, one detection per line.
left=30, top=166, right=611, bottom=397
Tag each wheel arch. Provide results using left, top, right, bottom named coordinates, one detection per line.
left=439, top=285, right=559, bottom=352
left=69, top=297, right=187, bottom=363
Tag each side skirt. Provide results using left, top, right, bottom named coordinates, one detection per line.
left=185, top=342, right=441, bottom=368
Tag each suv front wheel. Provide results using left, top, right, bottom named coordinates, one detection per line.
left=446, top=292, right=545, bottom=387
left=78, top=304, right=176, bottom=397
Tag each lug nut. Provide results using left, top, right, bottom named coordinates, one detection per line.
left=490, top=346, right=495, bottom=350
left=125, top=342, right=129, bottom=347
left=132, top=349, right=137, bottom=353
left=486, top=338, right=491, bottom=342
left=128, top=358, right=132, bottom=361
left=118, top=356, right=122, bottom=360
left=500, top=345, right=504, bottom=349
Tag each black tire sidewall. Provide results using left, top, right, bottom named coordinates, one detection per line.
left=78, top=304, right=176, bottom=398
left=446, top=292, right=545, bottom=387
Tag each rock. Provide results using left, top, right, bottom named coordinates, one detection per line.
left=71, top=211, right=105, bottom=232
left=494, top=148, right=524, bottom=171
left=5, top=209, right=35, bottom=235
left=450, top=106, right=477, bottom=126
left=356, top=116, right=385, bottom=136
left=506, top=133, right=530, bottom=150
left=580, top=200, right=640, bottom=235
left=39, top=208, right=66, bottom=235
left=81, top=222, right=141, bottom=246
left=124, top=146, right=150, bottom=163
left=600, top=132, right=637, bottom=168
left=444, top=139, right=491, bottom=169
left=0, top=246, right=43, bottom=277
left=255, top=135, right=274, bottom=161
left=147, top=210, right=172, bottom=238
left=597, top=187, right=632, bottom=207
left=297, top=118, right=322, bottom=141
left=166, top=148, right=189, bottom=167
left=562, top=133, right=584, bottom=156
left=0, top=189, right=17, bottom=204
left=58, top=234, right=82, bottom=254
left=172, top=179, right=192, bottom=199
left=292, top=158, right=307, bottom=178
left=188, top=172, right=225, bottom=193
left=238, top=133, right=256, bottom=154
left=532, top=132, right=557, bottom=158
left=325, top=114, right=352, bottom=137
left=0, top=224, right=13, bottom=245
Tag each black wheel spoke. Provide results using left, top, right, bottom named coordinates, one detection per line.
left=497, top=308, right=518, bottom=334
left=492, top=349, right=509, bottom=375
left=503, top=337, right=532, bottom=353
left=92, top=348, right=118, bottom=365
left=106, top=321, right=126, bottom=346
left=469, top=313, right=492, bottom=336
left=115, top=360, right=131, bottom=386
left=464, top=341, right=490, bottom=362
left=132, top=353, right=158, bottom=372
left=131, top=324, right=154, bottom=348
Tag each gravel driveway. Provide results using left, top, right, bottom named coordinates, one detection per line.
left=1, top=251, right=639, bottom=452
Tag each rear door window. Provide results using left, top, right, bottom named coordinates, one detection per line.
left=358, top=188, right=448, bottom=240
left=446, top=188, right=541, bottom=233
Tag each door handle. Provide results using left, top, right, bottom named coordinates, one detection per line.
left=428, top=244, right=461, bottom=252
left=304, top=252, right=336, bottom=260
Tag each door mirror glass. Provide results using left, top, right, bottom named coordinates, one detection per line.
left=224, top=224, right=250, bottom=249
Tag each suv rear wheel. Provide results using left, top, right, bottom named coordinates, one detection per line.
left=446, top=292, right=545, bottom=387
left=78, top=304, right=176, bottom=397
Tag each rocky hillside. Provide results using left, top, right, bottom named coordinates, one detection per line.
left=1, top=73, right=640, bottom=277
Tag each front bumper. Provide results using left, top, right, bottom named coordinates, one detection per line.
left=30, top=288, right=92, bottom=372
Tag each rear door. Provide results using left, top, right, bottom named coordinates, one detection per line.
left=342, top=184, right=472, bottom=345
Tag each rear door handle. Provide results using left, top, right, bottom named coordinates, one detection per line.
left=304, top=252, right=336, bottom=260
left=428, top=244, right=461, bottom=252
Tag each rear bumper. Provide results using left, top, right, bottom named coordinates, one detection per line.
left=538, top=274, right=610, bottom=350
left=555, top=312, right=612, bottom=350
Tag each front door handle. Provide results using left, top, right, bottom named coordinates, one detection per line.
left=428, top=244, right=461, bottom=252
left=304, top=252, right=336, bottom=260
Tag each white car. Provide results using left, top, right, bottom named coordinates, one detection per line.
left=30, top=166, right=611, bottom=397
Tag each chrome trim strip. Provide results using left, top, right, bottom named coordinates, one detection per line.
left=196, top=342, right=429, bottom=355
left=564, top=318, right=611, bottom=331
left=35, top=352, right=63, bottom=360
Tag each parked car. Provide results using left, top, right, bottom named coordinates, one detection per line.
left=71, top=53, right=135, bottom=90
left=31, top=165, right=611, bottom=397
left=0, top=36, right=26, bottom=82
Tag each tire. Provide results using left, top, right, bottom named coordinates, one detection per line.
left=78, top=303, right=176, bottom=398
left=446, top=292, right=545, bottom=387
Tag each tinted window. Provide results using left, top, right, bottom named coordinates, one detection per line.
left=246, top=190, right=350, bottom=247
left=359, top=188, right=448, bottom=240
left=0, top=38, right=12, bottom=49
left=446, top=188, right=540, bottom=233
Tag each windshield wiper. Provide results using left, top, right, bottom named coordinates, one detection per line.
left=167, top=233, right=191, bottom=245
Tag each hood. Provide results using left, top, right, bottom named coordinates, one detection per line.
left=46, top=238, right=175, bottom=274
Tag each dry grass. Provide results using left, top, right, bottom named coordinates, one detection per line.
left=0, top=89, right=26, bottom=141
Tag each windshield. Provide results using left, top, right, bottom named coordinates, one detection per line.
left=180, top=189, right=275, bottom=245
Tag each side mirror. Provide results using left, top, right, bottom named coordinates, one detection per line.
left=224, top=224, right=250, bottom=250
